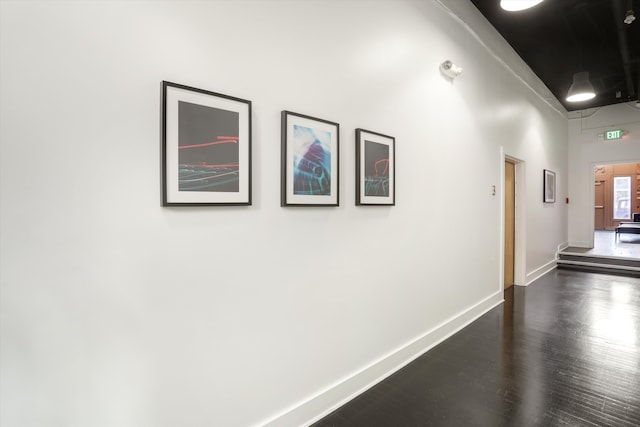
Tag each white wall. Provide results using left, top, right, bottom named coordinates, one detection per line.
left=0, top=1, right=568, bottom=426
left=568, top=104, right=640, bottom=248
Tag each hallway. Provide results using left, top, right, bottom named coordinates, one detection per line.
left=312, top=270, right=640, bottom=426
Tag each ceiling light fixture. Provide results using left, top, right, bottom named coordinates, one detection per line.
left=624, top=0, right=636, bottom=24
left=566, top=72, right=596, bottom=102
left=500, top=0, right=544, bottom=12
left=624, top=9, right=636, bottom=24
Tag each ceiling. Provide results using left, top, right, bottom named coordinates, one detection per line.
left=469, top=0, right=640, bottom=111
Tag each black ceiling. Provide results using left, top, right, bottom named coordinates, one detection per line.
left=469, top=0, right=640, bottom=111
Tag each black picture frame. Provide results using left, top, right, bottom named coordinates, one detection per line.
left=544, top=169, right=556, bottom=203
left=281, top=111, right=339, bottom=206
left=162, top=81, right=251, bottom=206
left=355, top=129, right=395, bottom=206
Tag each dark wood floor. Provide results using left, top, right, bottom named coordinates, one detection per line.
left=312, top=270, right=640, bottom=426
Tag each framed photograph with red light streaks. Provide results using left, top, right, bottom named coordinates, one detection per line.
left=355, top=129, right=395, bottom=206
left=281, top=111, right=340, bottom=206
left=162, top=81, right=251, bottom=206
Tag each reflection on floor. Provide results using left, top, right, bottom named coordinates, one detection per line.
left=312, top=270, right=640, bottom=426
left=573, top=230, right=640, bottom=259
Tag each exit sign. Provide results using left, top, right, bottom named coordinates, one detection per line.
left=605, top=129, right=623, bottom=140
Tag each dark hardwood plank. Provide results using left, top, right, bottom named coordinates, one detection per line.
left=312, top=270, right=640, bottom=427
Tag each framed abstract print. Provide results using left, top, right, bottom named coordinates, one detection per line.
left=281, top=111, right=339, bottom=206
left=162, top=81, right=251, bottom=206
left=355, top=129, right=395, bottom=205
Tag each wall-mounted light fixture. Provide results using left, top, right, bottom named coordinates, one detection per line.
left=500, top=0, right=544, bottom=12
left=566, top=72, right=596, bottom=102
left=440, top=60, right=463, bottom=79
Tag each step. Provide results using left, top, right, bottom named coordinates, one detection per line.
left=557, top=251, right=640, bottom=277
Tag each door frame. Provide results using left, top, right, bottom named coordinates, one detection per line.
left=504, top=160, right=516, bottom=290
left=501, top=150, right=526, bottom=289
left=593, top=180, right=605, bottom=230
left=588, top=162, right=599, bottom=248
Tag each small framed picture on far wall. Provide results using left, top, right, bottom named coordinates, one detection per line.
left=544, top=169, right=556, bottom=203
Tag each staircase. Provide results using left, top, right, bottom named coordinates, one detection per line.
left=557, top=248, right=640, bottom=277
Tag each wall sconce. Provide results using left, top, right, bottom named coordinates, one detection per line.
left=440, top=60, right=463, bottom=79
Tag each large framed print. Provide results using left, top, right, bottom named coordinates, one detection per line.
left=162, top=81, right=251, bottom=206
left=281, top=111, right=339, bottom=206
left=543, top=169, right=556, bottom=203
left=356, top=129, right=395, bottom=205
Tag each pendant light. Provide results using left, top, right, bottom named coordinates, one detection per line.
left=624, top=0, right=636, bottom=24
left=500, top=0, right=544, bottom=11
left=566, top=72, right=596, bottom=102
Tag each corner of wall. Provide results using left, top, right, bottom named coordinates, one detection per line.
left=525, top=259, right=557, bottom=286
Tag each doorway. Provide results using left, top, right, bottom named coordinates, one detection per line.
left=594, top=163, right=640, bottom=231
left=504, top=160, right=515, bottom=290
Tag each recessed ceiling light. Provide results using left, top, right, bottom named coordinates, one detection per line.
left=500, top=0, right=544, bottom=12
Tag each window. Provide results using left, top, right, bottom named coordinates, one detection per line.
left=613, top=176, right=631, bottom=220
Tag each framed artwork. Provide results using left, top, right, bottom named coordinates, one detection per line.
left=544, top=169, right=556, bottom=203
left=161, top=81, right=251, bottom=206
left=281, top=111, right=339, bottom=206
left=355, top=129, right=395, bottom=205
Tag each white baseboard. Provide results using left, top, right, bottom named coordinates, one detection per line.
left=525, top=258, right=557, bottom=286
left=260, top=291, right=504, bottom=427
left=568, top=241, right=591, bottom=249
left=557, top=241, right=569, bottom=252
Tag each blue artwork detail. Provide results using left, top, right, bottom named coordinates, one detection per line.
left=292, top=125, right=331, bottom=195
